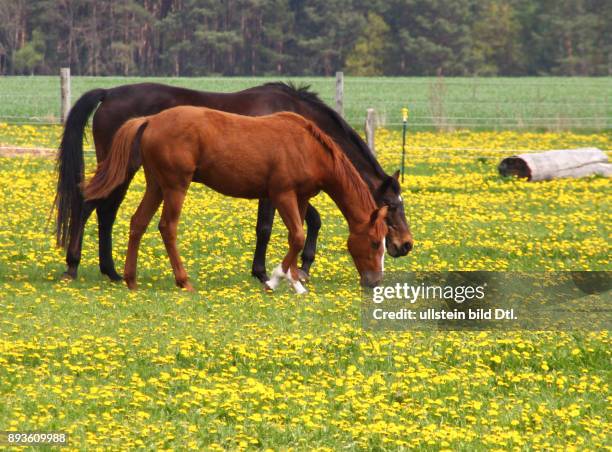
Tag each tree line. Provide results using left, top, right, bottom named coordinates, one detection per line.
left=0, top=0, right=610, bottom=77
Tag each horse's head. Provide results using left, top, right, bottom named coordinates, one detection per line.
left=375, top=170, right=413, bottom=257
left=347, top=206, right=389, bottom=288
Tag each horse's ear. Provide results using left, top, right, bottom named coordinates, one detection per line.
left=377, top=173, right=401, bottom=197
left=377, top=177, right=392, bottom=196
left=370, top=206, right=389, bottom=225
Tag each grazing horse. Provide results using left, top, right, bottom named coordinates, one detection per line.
left=82, top=106, right=389, bottom=292
left=55, top=82, right=412, bottom=283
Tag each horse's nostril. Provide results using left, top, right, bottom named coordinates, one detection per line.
left=402, top=241, right=413, bottom=254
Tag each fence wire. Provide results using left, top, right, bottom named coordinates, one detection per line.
left=0, top=76, right=609, bottom=131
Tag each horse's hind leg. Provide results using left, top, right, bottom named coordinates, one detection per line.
left=97, top=171, right=137, bottom=281
left=63, top=198, right=96, bottom=280
left=158, top=189, right=193, bottom=291
left=251, top=199, right=275, bottom=283
left=124, top=182, right=162, bottom=290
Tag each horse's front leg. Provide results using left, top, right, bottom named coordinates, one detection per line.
left=298, top=203, right=321, bottom=282
left=251, top=199, right=276, bottom=283
left=265, top=193, right=307, bottom=294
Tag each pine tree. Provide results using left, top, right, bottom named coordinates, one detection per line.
left=383, top=0, right=476, bottom=75
left=345, top=12, right=390, bottom=76
left=13, top=29, right=45, bottom=74
left=471, top=0, right=525, bottom=75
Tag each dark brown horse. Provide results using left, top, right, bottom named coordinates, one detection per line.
left=55, top=82, right=412, bottom=283
left=83, top=106, right=389, bottom=292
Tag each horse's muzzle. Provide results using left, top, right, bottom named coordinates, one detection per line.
left=361, top=272, right=383, bottom=288
left=387, top=239, right=413, bottom=257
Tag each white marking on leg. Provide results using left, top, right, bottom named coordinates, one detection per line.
left=398, top=195, right=403, bottom=202
left=381, top=238, right=386, bottom=271
left=266, top=263, right=308, bottom=294
left=266, top=264, right=285, bottom=290
left=290, top=278, right=308, bottom=294
left=287, top=270, right=307, bottom=294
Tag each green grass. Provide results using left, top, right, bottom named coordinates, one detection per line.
left=0, top=76, right=610, bottom=130
left=0, top=127, right=610, bottom=449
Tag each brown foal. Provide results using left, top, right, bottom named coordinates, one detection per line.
left=83, top=106, right=388, bottom=292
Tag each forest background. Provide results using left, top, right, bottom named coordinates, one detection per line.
left=0, top=0, right=610, bottom=77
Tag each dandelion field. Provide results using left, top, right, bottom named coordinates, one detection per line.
left=0, top=124, right=610, bottom=450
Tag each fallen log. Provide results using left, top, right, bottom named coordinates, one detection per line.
left=499, top=148, right=611, bottom=181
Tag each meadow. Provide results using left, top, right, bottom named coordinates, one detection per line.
left=0, top=120, right=610, bottom=449
left=0, top=76, right=610, bottom=131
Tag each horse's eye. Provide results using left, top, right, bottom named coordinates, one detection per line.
left=371, top=241, right=381, bottom=249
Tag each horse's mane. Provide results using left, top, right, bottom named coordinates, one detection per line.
left=279, top=113, right=378, bottom=219
left=263, top=82, right=389, bottom=182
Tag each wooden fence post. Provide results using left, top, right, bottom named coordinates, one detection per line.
left=60, top=67, right=71, bottom=124
left=365, top=108, right=376, bottom=154
left=335, top=71, right=344, bottom=117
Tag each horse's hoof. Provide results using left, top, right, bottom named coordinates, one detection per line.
left=263, top=282, right=274, bottom=292
left=182, top=282, right=195, bottom=292
left=293, top=281, right=308, bottom=295
left=125, top=279, right=137, bottom=290
left=297, top=269, right=310, bottom=283
left=251, top=270, right=270, bottom=284
left=61, top=271, right=76, bottom=281
left=102, top=268, right=123, bottom=282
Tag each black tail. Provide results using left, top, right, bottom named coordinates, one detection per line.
left=54, top=88, right=106, bottom=248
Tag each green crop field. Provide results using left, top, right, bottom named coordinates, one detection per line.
left=0, top=124, right=610, bottom=449
left=0, top=76, right=610, bottom=131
